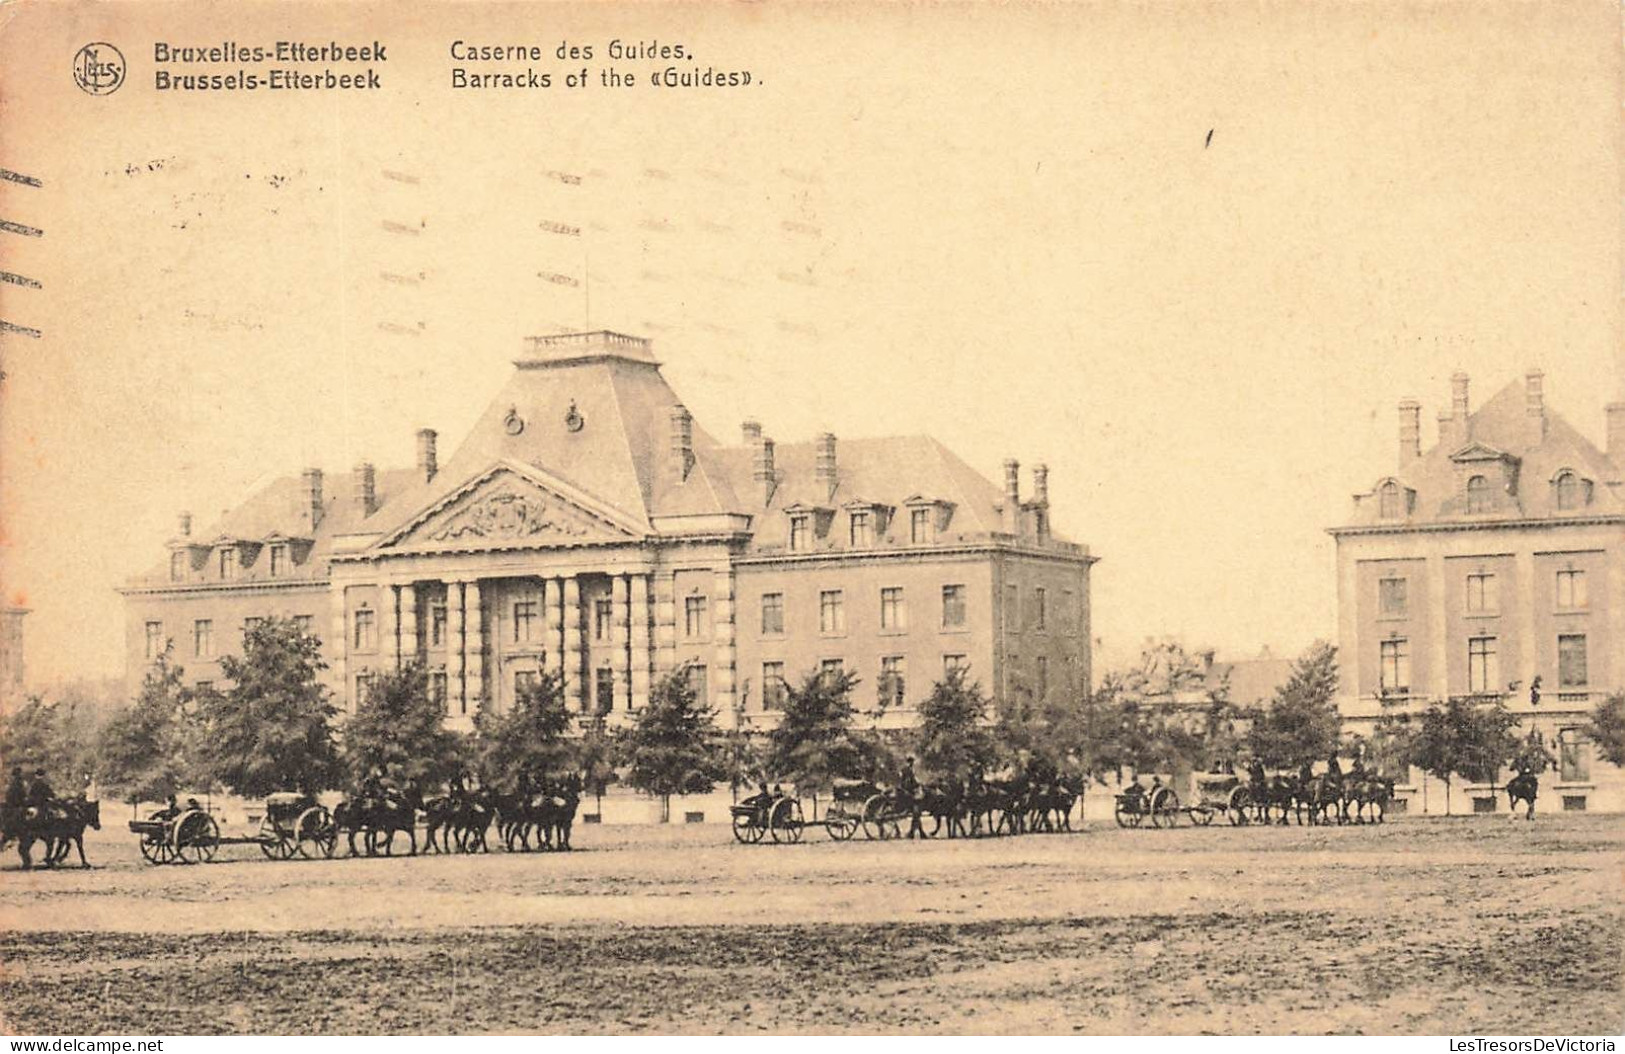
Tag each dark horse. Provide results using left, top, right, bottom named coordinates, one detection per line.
left=4, top=798, right=101, bottom=869
left=334, top=787, right=419, bottom=856
left=1506, top=772, right=1538, bottom=820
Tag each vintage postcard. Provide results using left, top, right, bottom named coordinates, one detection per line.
left=0, top=0, right=1620, bottom=1040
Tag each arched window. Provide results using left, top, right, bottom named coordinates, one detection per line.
left=1379, top=481, right=1402, bottom=519
left=1466, top=475, right=1492, bottom=514
left=1554, top=471, right=1581, bottom=511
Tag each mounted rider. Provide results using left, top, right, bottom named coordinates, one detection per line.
left=900, top=756, right=928, bottom=839
left=1325, top=751, right=1344, bottom=791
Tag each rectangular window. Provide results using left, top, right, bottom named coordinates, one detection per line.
left=430, top=670, right=448, bottom=709
left=195, top=681, right=213, bottom=693
left=789, top=514, right=810, bottom=551
left=943, top=653, right=968, bottom=675
left=1034, top=588, right=1048, bottom=631
left=218, top=548, right=236, bottom=580
left=688, top=664, right=708, bottom=705
left=430, top=603, right=447, bottom=647
left=193, top=619, right=214, bottom=658
left=819, top=658, right=844, bottom=686
left=942, top=584, right=967, bottom=629
left=880, top=655, right=906, bottom=708
left=819, top=590, right=846, bottom=635
left=1556, top=569, right=1588, bottom=610
left=144, top=621, right=164, bottom=660
left=1559, top=728, right=1590, bottom=783
left=515, top=670, right=538, bottom=697
left=1558, top=634, right=1588, bottom=689
left=880, top=587, right=907, bottom=631
left=1465, top=573, right=1498, bottom=614
left=355, top=672, right=376, bottom=704
left=1036, top=656, right=1049, bottom=699
left=1379, top=639, right=1410, bottom=694
left=353, top=608, right=376, bottom=651
left=684, top=595, right=709, bottom=639
left=169, top=551, right=186, bottom=582
left=849, top=511, right=873, bottom=547
left=595, top=667, right=614, bottom=713
left=269, top=544, right=288, bottom=577
left=1378, top=577, right=1408, bottom=618
left=512, top=600, right=538, bottom=642
left=762, top=662, right=787, bottom=710
left=910, top=507, right=931, bottom=544
left=1006, top=584, right=1020, bottom=631
left=243, top=616, right=265, bottom=638
left=1467, top=636, right=1498, bottom=695
left=594, top=597, right=613, bottom=641
left=760, top=593, right=784, bottom=635
left=293, top=615, right=314, bottom=636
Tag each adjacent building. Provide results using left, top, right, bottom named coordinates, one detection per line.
left=121, top=331, right=1095, bottom=733
left=1330, top=370, right=1625, bottom=812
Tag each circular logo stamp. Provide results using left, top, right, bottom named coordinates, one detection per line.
left=73, top=42, right=125, bottom=96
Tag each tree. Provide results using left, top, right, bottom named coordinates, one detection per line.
left=1589, top=692, right=1625, bottom=768
left=573, top=716, right=620, bottom=814
left=1246, top=641, right=1341, bottom=768
left=620, top=666, right=719, bottom=822
left=716, top=722, right=763, bottom=803
left=767, top=668, right=871, bottom=803
left=473, top=669, right=573, bottom=781
left=97, top=651, right=200, bottom=803
left=915, top=666, right=998, bottom=780
left=197, top=617, right=341, bottom=798
left=0, top=696, right=86, bottom=783
left=342, top=661, right=466, bottom=789
left=1406, top=695, right=1521, bottom=815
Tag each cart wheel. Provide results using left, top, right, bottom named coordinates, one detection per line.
left=173, top=811, right=219, bottom=864
left=296, top=807, right=336, bottom=859
left=257, top=817, right=281, bottom=859
left=768, top=798, right=799, bottom=844
left=732, top=811, right=758, bottom=844
left=861, top=795, right=896, bottom=841
left=1151, top=789, right=1181, bottom=829
left=1114, top=800, right=1131, bottom=828
left=139, top=834, right=165, bottom=864
left=827, top=812, right=858, bottom=841
left=1227, top=788, right=1251, bottom=826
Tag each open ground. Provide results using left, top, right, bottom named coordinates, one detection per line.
left=0, top=812, right=1619, bottom=1034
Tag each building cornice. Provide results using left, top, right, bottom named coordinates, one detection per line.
left=1327, top=514, right=1625, bottom=538
left=117, top=579, right=331, bottom=598
left=733, top=541, right=1097, bottom=569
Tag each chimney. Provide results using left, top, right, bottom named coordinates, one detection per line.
left=1524, top=369, right=1546, bottom=445
left=416, top=428, right=438, bottom=484
left=670, top=405, right=694, bottom=481
left=741, top=419, right=762, bottom=445
left=177, top=511, right=193, bottom=538
left=1002, top=458, right=1021, bottom=535
left=301, top=468, right=324, bottom=531
left=815, top=432, right=838, bottom=496
left=1398, top=399, right=1421, bottom=466
left=753, top=437, right=777, bottom=505
left=1451, top=370, right=1470, bottom=420
left=354, top=462, right=377, bottom=516
left=1032, top=463, right=1050, bottom=541
left=1607, top=402, right=1625, bottom=464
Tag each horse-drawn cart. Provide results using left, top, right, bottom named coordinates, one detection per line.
left=129, top=793, right=336, bottom=865
left=1113, top=783, right=1182, bottom=828
left=1188, top=773, right=1252, bottom=826
left=730, top=780, right=923, bottom=844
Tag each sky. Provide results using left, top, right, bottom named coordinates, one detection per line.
left=0, top=0, right=1620, bottom=689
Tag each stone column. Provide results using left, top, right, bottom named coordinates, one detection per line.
left=464, top=581, right=484, bottom=712
left=449, top=582, right=467, bottom=715
left=1515, top=550, right=1536, bottom=703
left=542, top=577, right=563, bottom=679
left=329, top=586, right=350, bottom=711
left=630, top=574, right=652, bottom=711
left=381, top=581, right=401, bottom=669
left=563, top=576, right=585, bottom=712
left=612, top=575, right=632, bottom=711
left=1426, top=554, right=1449, bottom=701
left=654, top=570, right=677, bottom=683
left=398, top=582, right=419, bottom=667
left=713, top=566, right=737, bottom=713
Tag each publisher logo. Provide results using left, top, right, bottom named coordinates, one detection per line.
left=73, top=42, right=125, bottom=95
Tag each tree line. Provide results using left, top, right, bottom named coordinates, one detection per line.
left=5, top=618, right=1623, bottom=816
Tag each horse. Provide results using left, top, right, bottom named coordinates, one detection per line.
left=44, top=797, right=101, bottom=867
left=1506, top=772, right=1538, bottom=821
left=535, top=778, right=582, bottom=850
left=1343, top=774, right=1395, bottom=824
left=334, top=789, right=419, bottom=856
left=451, top=789, right=495, bottom=852
left=1298, top=775, right=1342, bottom=826
left=420, top=794, right=460, bottom=853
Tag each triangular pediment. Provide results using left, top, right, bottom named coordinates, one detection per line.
left=1450, top=441, right=1515, bottom=464
left=378, top=461, right=647, bottom=552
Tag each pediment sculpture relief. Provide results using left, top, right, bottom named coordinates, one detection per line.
left=426, top=490, right=592, bottom=542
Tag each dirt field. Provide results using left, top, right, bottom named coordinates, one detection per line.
left=0, top=812, right=1620, bottom=1035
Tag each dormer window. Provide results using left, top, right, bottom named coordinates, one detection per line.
left=1379, top=481, right=1402, bottom=519
left=789, top=514, right=811, bottom=552
left=849, top=510, right=873, bottom=548
left=1465, top=475, right=1492, bottom=514
left=218, top=547, right=236, bottom=579
left=909, top=507, right=931, bottom=543
left=1553, top=470, right=1589, bottom=511
left=170, top=551, right=187, bottom=582
left=269, top=543, right=288, bottom=577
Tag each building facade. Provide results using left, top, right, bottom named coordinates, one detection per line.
left=121, top=331, right=1095, bottom=734
left=1330, top=370, right=1625, bottom=812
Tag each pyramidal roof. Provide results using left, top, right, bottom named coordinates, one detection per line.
left=1340, top=371, right=1625, bottom=528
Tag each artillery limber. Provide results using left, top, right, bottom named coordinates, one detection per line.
left=128, top=792, right=336, bottom=865
left=730, top=779, right=923, bottom=844
left=1113, top=782, right=1182, bottom=828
